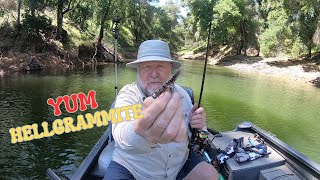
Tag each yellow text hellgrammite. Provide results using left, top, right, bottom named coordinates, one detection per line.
left=9, top=104, right=143, bottom=144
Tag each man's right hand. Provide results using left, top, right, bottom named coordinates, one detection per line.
left=133, top=91, right=187, bottom=144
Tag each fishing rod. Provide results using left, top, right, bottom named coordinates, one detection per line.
left=189, top=0, right=217, bottom=154
left=198, top=0, right=214, bottom=108
left=112, top=16, right=120, bottom=96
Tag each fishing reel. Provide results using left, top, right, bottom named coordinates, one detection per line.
left=189, top=129, right=210, bottom=155
left=112, top=16, right=120, bottom=39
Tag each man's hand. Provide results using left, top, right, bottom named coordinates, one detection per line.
left=133, top=92, right=187, bottom=144
left=189, top=103, right=206, bottom=129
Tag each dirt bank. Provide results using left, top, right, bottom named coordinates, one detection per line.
left=0, top=24, right=130, bottom=75
left=214, top=55, right=320, bottom=87
left=180, top=52, right=320, bottom=88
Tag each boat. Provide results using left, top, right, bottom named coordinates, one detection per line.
left=47, top=121, right=320, bottom=180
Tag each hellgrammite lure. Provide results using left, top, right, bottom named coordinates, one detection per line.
left=151, top=69, right=181, bottom=99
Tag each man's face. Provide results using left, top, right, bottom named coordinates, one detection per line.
left=137, top=61, right=172, bottom=96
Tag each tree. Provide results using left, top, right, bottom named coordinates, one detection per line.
left=56, top=0, right=75, bottom=40
left=212, top=0, right=259, bottom=54
left=186, top=0, right=212, bottom=37
left=67, top=0, right=94, bottom=30
left=17, top=0, right=22, bottom=27
left=150, top=1, right=183, bottom=51
left=284, top=0, right=320, bottom=58
left=185, top=0, right=259, bottom=55
left=259, top=0, right=290, bottom=57
left=96, top=0, right=112, bottom=46
left=128, top=0, right=150, bottom=44
left=30, top=0, right=36, bottom=16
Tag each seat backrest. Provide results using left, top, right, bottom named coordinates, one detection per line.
left=181, top=86, right=195, bottom=105
left=98, top=141, right=115, bottom=174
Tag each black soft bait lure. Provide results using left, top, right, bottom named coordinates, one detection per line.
left=151, top=69, right=181, bottom=99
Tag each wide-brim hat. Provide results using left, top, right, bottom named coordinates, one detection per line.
left=126, top=40, right=181, bottom=69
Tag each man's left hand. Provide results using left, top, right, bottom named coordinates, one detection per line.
left=189, top=103, right=206, bottom=129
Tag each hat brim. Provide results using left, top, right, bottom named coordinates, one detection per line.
left=126, top=56, right=181, bottom=69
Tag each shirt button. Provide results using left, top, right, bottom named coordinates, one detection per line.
left=167, top=168, right=169, bottom=170
left=169, top=154, right=171, bottom=157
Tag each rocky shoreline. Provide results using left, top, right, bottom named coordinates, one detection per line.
left=214, top=55, right=320, bottom=88
left=180, top=52, right=320, bottom=88
left=1, top=49, right=320, bottom=88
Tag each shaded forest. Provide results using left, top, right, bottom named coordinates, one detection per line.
left=1, top=0, right=320, bottom=72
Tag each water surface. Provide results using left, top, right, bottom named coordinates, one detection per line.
left=0, top=61, right=319, bottom=179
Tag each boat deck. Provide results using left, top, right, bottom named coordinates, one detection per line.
left=47, top=122, right=320, bottom=180
left=211, top=125, right=317, bottom=180
left=211, top=130, right=301, bottom=180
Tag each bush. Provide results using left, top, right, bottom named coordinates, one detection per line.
left=22, top=14, right=52, bottom=38
left=260, top=28, right=280, bottom=57
left=0, top=8, right=4, bottom=17
left=289, top=39, right=305, bottom=59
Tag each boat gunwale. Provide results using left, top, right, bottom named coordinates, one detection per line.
left=70, top=127, right=112, bottom=180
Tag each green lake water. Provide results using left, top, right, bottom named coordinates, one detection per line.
left=0, top=61, right=319, bottom=179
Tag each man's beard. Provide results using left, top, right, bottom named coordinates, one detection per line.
left=138, top=76, right=163, bottom=96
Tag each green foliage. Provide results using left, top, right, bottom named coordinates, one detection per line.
left=285, top=0, right=320, bottom=57
left=187, top=0, right=212, bottom=33
left=260, top=27, right=282, bottom=57
left=185, top=0, right=260, bottom=54
left=0, top=8, right=4, bottom=17
left=6, top=0, right=320, bottom=58
left=290, top=39, right=306, bottom=59
left=67, top=0, right=94, bottom=30
left=258, top=0, right=320, bottom=58
left=259, top=1, right=288, bottom=56
left=149, top=3, right=183, bottom=52
left=119, top=26, right=135, bottom=47
left=22, top=14, right=52, bottom=38
left=212, top=0, right=259, bottom=53
left=213, top=0, right=242, bottom=44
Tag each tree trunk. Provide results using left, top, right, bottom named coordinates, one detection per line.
left=80, top=15, right=86, bottom=30
left=308, top=49, right=312, bottom=58
left=308, top=43, right=312, bottom=58
left=93, top=0, right=112, bottom=63
left=240, top=20, right=247, bottom=56
left=30, top=0, right=36, bottom=17
left=17, top=0, right=22, bottom=26
left=132, top=2, right=140, bottom=44
left=56, top=0, right=64, bottom=40
left=97, top=12, right=108, bottom=46
left=133, top=18, right=138, bottom=43
left=97, top=0, right=112, bottom=46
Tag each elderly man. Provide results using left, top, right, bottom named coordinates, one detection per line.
left=104, top=40, right=218, bottom=180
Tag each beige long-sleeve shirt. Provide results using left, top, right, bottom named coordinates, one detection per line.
left=111, top=82, right=193, bottom=180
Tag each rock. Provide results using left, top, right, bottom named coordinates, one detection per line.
left=310, top=77, right=320, bottom=87
left=24, top=58, right=43, bottom=71
left=78, top=43, right=119, bottom=63
left=78, top=44, right=95, bottom=60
